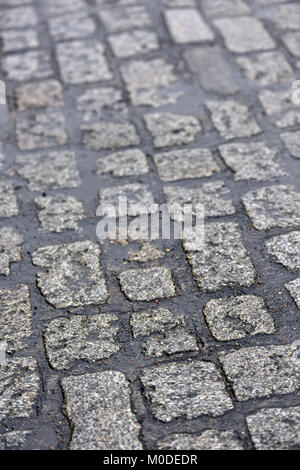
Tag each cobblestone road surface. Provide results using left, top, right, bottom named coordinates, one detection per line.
left=0, top=0, right=300, bottom=451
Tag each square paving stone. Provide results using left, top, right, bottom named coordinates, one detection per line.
left=260, top=3, right=300, bottom=31
left=0, top=6, right=37, bottom=29
left=201, top=0, right=250, bottom=17
left=81, top=121, right=140, bottom=151
left=0, top=227, right=23, bottom=276
left=128, top=243, right=165, bottom=263
left=236, top=51, right=293, bottom=87
left=97, top=149, right=149, bottom=177
left=218, top=141, right=285, bottom=181
left=99, top=183, right=154, bottom=217
left=48, top=12, right=96, bottom=41
left=203, top=295, right=275, bottom=341
left=214, top=17, right=275, bottom=53
left=247, top=407, right=300, bottom=450
left=184, top=222, right=256, bottom=292
left=108, top=30, right=159, bottom=58
left=0, top=181, right=19, bottom=218
left=164, top=9, right=214, bottom=44
left=98, top=5, right=152, bottom=32
left=16, top=150, right=81, bottom=191
left=121, top=59, right=182, bottom=108
left=77, top=87, right=127, bottom=122
left=32, top=241, right=108, bottom=308
left=242, top=185, right=300, bottom=230
left=0, top=285, right=32, bottom=353
left=207, top=100, right=261, bottom=140
left=144, top=112, right=201, bottom=148
left=282, top=32, right=300, bottom=57
left=3, top=50, right=53, bottom=82
left=44, top=314, right=120, bottom=370
left=140, top=360, right=233, bottom=422
left=285, top=278, right=300, bottom=309
left=1, top=29, right=39, bottom=52
left=0, top=358, right=39, bottom=422
left=15, top=109, right=68, bottom=150
left=259, top=89, right=300, bottom=128
left=158, top=430, right=243, bottom=450
left=118, top=267, right=175, bottom=301
left=281, top=131, right=300, bottom=159
left=14, top=80, right=64, bottom=111
left=266, top=231, right=300, bottom=271
left=61, top=371, right=142, bottom=450
left=219, top=344, right=300, bottom=401
left=45, top=0, right=86, bottom=16
left=35, top=194, right=85, bottom=232
left=56, top=40, right=112, bottom=85
left=154, top=148, right=221, bottom=181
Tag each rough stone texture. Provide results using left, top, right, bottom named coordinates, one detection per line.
left=140, top=360, right=233, bottom=422
left=219, top=142, right=285, bottom=181
left=44, top=314, right=120, bottom=369
left=97, top=149, right=149, bottom=177
left=219, top=345, right=300, bottom=401
left=0, top=285, right=32, bottom=353
left=98, top=5, right=151, bottom=32
left=1, top=30, right=39, bottom=52
left=61, top=371, right=142, bottom=450
left=0, top=431, right=31, bottom=450
left=144, top=112, right=201, bottom=148
left=164, top=9, right=214, bottom=44
left=108, top=30, right=159, bottom=58
left=260, top=3, right=300, bottom=31
left=201, top=0, right=250, bottom=17
left=0, top=181, right=19, bottom=218
left=242, top=185, right=300, bottom=230
left=282, top=32, right=300, bottom=58
left=162, top=0, right=196, bottom=6
left=77, top=87, right=127, bottom=122
left=236, top=51, right=293, bottom=86
left=184, top=223, right=256, bottom=292
left=99, top=183, right=154, bottom=217
left=0, top=358, right=39, bottom=422
left=121, top=59, right=182, bottom=107
left=15, top=110, right=68, bottom=150
left=207, top=100, right=261, bottom=140
left=48, top=12, right=96, bottom=41
left=259, top=89, right=300, bottom=128
left=285, top=279, right=300, bottom=309
left=0, top=227, right=23, bottom=275
left=266, top=231, right=300, bottom=271
left=203, top=295, right=275, bottom=341
left=158, top=430, right=244, bottom=450
left=0, top=6, right=37, bottom=29
left=281, top=131, right=300, bottom=159
left=3, top=50, right=53, bottom=82
left=35, top=194, right=85, bottom=232
left=16, top=150, right=81, bottom=191
left=128, top=243, right=165, bottom=263
left=45, top=0, right=86, bottom=16
left=214, top=17, right=275, bottom=53
left=32, top=241, right=108, bottom=308
left=14, top=80, right=64, bottom=111
left=82, top=121, right=140, bottom=151
left=118, top=267, right=175, bottom=301
left=247, top=407, right=300, bottom=450
left=56, top=40, right=112, bottom=84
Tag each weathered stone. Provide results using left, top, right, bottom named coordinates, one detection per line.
left=285, top=278, right=300, bottom=309
left=259, top=89, right=300, bottom=128
left=0, top=181, right=18, bottom=218
left=281, top=131, right=300, bottom=159
left=99, top=183, right=154, bottom=217
left=162, top=0, right=196, bottom=6
left=143, top=328, right=198, bottom=357
left=61, top=371, right=142, bottom=450
left=144, top=112, right=201, bottom=148
left=0, top=6, right=37, bottom=29
left=260, top=3, right=300, bottom=31
left=201, top=0, right=250, bottom=17
left=14, top=80, right=64, bottom=111
left=243, top=185, right=300, bottom=230
left=118, top=267, right=175, bottom=301
left=109, top=30, right=158, bottom=58
left=98, top=5, right=151, bottom=32
left=44, top=314, right=120, bottom=370
left=219, top=344, right=300, bottom=401
left=158, top=430, right=244, bottom=450
left=3, top=50, right=52, bottom=82
left=35, top=194, right=85, bottom=232
left=128, top=243, right=165, bottom=263
left=48, top=12, right=96, bottom=41
left=236, top=51, right=293, bottom=86
left=282, top=32, right=300, bottom=57
left=97, top=149, right=149, bottom=177
left=164, top=9, right=214, bottom=44
left=82, top=122, right=140, bottom=151
left=1, top=29, right=39, bottom=52
left=0, top=227, right=23, bottom=275
left=32, top=241, right=108, bottom=308
left=0, top=431, right=31, bottom=450
left=140, top=360, right=233, bottom=422
left=266, top=231, right=300, bottom=271
left=77, top=87, right=127, bottom=122
left=45, top=0, right=86, bottom=16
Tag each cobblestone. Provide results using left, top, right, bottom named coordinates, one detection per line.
left=282, top=32, right=300, bottom=58
left=1, top=29, right=39, bottom=52
left=35, top=194, right=85, bottom=232
left=0, top=227, right=23, bottom=275
left=45, top=0, right=86, bottom=16
left=0, top=181, right=19, bottom=218
left=285, top=279, right=300, bottom=309
left=108, top=30, right=159, bottom=58
left=236, top=51, right=293, bottom=86
left=98, top=5, right=151, bottom=32
left=281, top=131, right=300, bottom=159
left=82, top=121, right=140, bottom=151
left=266, top=231, right=300, bottom=271
left=0, top=431, right=31, bottom=451
left=3, top=50, right=52, bottom=82
left=99, top=183, right=154, bottom=217
left=0, top=6, right=37, bottom=29
left=201, top=0, right=250, bottom=17
left=158, top=430, right=243, bottom=450
left=260, top=3, right=300, bottom=31
left=164, top=9, right=214, bottom=44
left=48, top=12, right=96, bottom=42
left=14, top=80, right=64, bottom=111
left=76, top=87, right=127, bottom=122
left=97, top=149, right=149, bottom=177
left=259, top=89, right=300, bottom=128
left=118, top=267, right=175, bottom=301
left=128, top=243, right=165, bottom=263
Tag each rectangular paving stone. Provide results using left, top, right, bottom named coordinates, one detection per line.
left=207, top=100, right=261, bottom=140
left=154, top=148, right=220, bottom=181
left=61, top=371, right=142, bottom=450
left=214, top=16, right=275, bottom=53
left=158, top=430, right=243, bottom=450
left=247, top=406, right=300, bottom=450
left=201, top=0, right=250, bottom=17
left=260, top=3, right=300, bottom=31
left=44, top=314, right=120, bottom=370
left=281, top=131, right=300, bottom=159
left=0, top=285, right=32, bottom=353
left=97, top=149, right=149, bottom=177
left=0, top=358, right=39, bottom=422
left=162, top=0, right=196, bottom=5
left=56, top=40, right=112, bottom=84
left=285, top=278, right=300, bottom=309
left=219, top=141, right=285, bottom=181
left=242, top=185, right=300, bottom=230
left=48, top=12, right=96, bottom=42
left=99, top=183, right=154, bottom=217
left=144, top=112, right=201, bottom=148
left=259, top=89, right=300, bottom=128
left=219, top=344, right=300, bottom=401
left=15, top=109, right=68, bottom=150
left=0, top=181, right=18, bottom=218
left=77, top=87, right=127, bottom=122
left=0, top=6, right=37, bottom=29
left=14, top=80, right=64, bottom=111
left=282, top=32, right=300, bottom=57
left=184, top=222, right=256, bottom=292
left=266, top=231, right=300, bottom=271
left=35, top=194, right=85, bottom=232
left=1, top=29, right=39, bottom=52
left=164, top=9, right=214, bottom=44
left=45, top=0, right=86, bottom=15
left=0, top=227, right=23, bottom=276
left=81, top=121, right=140, bottom=151
left=32, top=241, right=108, bottom=309
left=203, top=295, right=275, bottom=341
left=109, top=30, right=159, bottom=58
left=118, top=267, right=175, bottom=301
left=98, top=5, right=152, bottom=32
left=3, top=50, right=53, bottom=82
left=140, top=360, right=233, bottom=422
left=16, top=150, right=81, bottom=191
